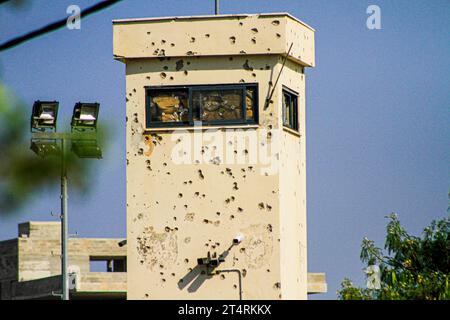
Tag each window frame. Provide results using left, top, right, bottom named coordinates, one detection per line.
left=282, top=86, right=299, bottom=132
left=145, top=83, right=259, bottom=128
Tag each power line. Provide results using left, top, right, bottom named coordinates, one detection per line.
left=0, top=0, right=123, bottom=52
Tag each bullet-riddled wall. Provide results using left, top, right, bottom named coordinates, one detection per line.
left=113, top=13, right=315, bottom=300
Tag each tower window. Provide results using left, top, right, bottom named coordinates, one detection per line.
left=146, top=84, right=258, bottom=127
left=282, top=87, right=299, bottom=131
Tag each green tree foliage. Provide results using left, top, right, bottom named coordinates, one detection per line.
left=0, top=84, right=98, bottom=215
left=338, top=213, right=450, bottom=300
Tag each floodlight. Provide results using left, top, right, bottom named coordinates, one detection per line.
left=30, top=139, right=61, bottom=158
left=71, top=102, right=99, bottom=131
left=31, top=101, right=59, bottom=131
left=197, top=257, right=210, bottom=266
left=71, top=139, right=102, bottom=159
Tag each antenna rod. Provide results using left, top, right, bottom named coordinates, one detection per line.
left=215, top=0, right=219, bottom=15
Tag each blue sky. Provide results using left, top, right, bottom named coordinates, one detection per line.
left=0, top=0, right=449, bottom=299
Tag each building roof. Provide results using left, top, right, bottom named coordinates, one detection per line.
left=112, top=12, right=315, bottom=32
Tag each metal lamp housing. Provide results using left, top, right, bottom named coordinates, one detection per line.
left=71, top=139, right=102, bottom=159
left=71, top=102, right=99, bottom=131
left=31, top=101, right=59, bottom=131
left=30, top=139, right=61, bottom=158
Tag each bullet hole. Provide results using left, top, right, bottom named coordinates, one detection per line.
left=267, top=48, right=271, bottom=52
left=258, top=202, right=265, bottom=210
left=233, top=285, right=238, bottom=289
left=146, top=160, right=152, bottom=171
left=160, top=72, right=167, bottom=79
left=216, top=212, right=221, bottom=216
left=184, top=258, right=189, bottom=264
left=230, top=215, right=235, bottom=220
left=266, top=205, right=272, bottom=212
left=219, top=274, right=226, bottom=280
left=266, top=65, right=271, bottom=70
left=237, top=207, right=243, bottom=213
left=160, top=272, right=164, bottom=275
left=272, top=20, right=280, bottom=26
left=233, top=182, right=239, bottom=190
left=161, top=39, right=166, bottom=44
left=163, top=162, right=167, bottom=167
left=190, top=37, right=196, bottom=43
left=239, top=22, right=243, bottom=26
left=239, top=50, right=246, bottom=54
left=173, top=216, right=177, bottom=221
left=243, top=149, right=249, bottom=154
left=202, top=194, right=206, bottom=198
left=151, top=42, right=155, bottom=46
left=239, top=79, right=245, bottom=83
left=205, top=33, right=210, bottom=38
left=243, top=60, right=253, bottom=71
left=178, top=193, right=183, bottom=198
left=225, top=198, right=231, bottom=204
left=188, top=180, right=192, bottom=184
left=276, top=33, right=281, bottom=38
left=267, top=269, right=271, bottom=273
left=229, top=57, right=233, bottom=61
left=175, top=59, right=184, bottom=71
left=146, top=76, right=151, bottom=80
left=138, top=148, right=144, bottom=155
left=194, top=192, right=200, bottom=197
left=187, top=61, right=191, bottom=65
left=170, top=76, right=174, bottom=80
left=239, top=248, right=245, bottom=253
left=198, top=169, right=204, bottom=180
left=165, top=226, right=171, bottom=232
left=171, top=43, right=175, bottom=47
left=145, top=293, right=149, bottom=298
left=147, top=31, right=151, bottom=35
left=126, top=159, right=129, bottom=165
left=203, top=219, right=210, bottom=224
left=242, top=269, right=247, bottom=277
left=231, top=196, right=235, bottom=201
left=184, top=70, right=188, bottom=76
left=159, top=264, right=164, bottom=269
left=251, top=37, right=256, bottom=44
left=251, top=28, right=258, bottom=33
left=252, top=73, right=256, bottom=77
left=163, top=66, right=168, bottom=70
left=229, top=36, right=236, bottom=44
left=185, top=213, right=195, bottom=221
left=184, top=205, right=188, bottom=209
left=186, top=51, right=196, bottom=56
left=140, top=260, right=144, bottom=265
left=267, top=224, right=273, bottom=233
left=274, top=282, right=281, bottom=289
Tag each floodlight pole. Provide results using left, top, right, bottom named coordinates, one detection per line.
left=60, top=137, right=69, bottom=300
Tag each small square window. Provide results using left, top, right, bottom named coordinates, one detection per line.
left=282, top=88, right=299, bottom=131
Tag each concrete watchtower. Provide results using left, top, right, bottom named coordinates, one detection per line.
left=113, top=13, right=316, bottom=299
